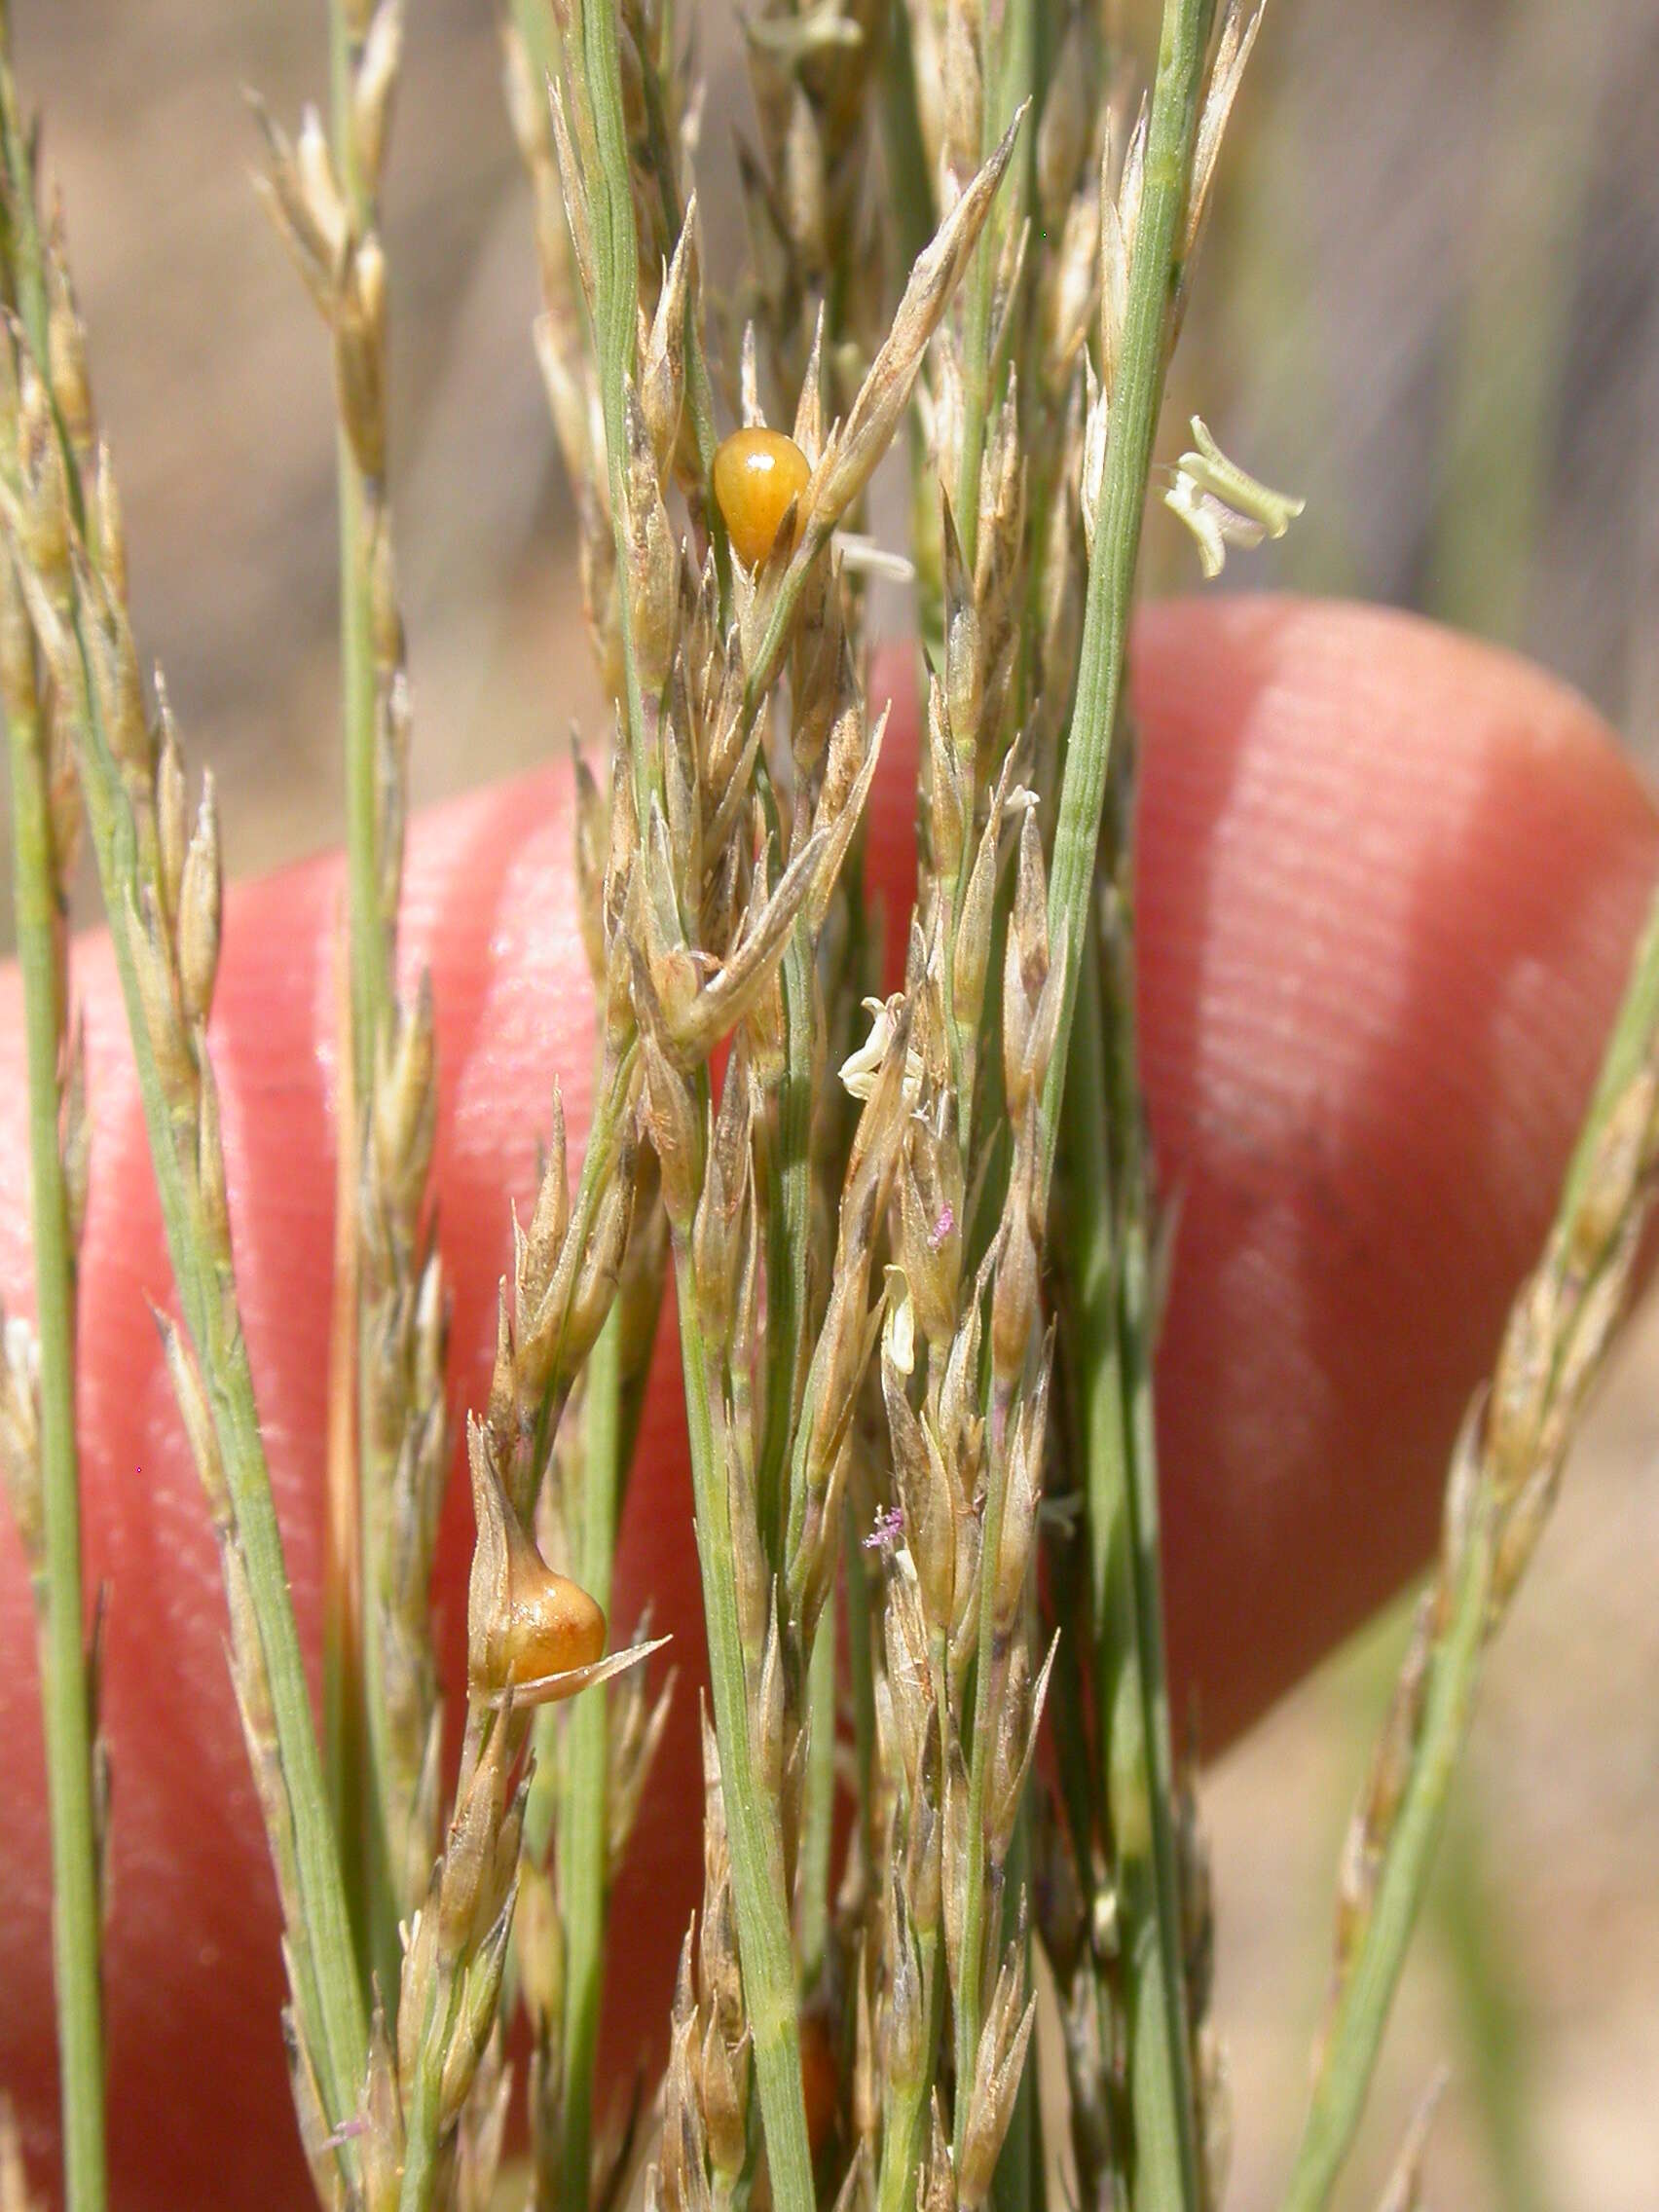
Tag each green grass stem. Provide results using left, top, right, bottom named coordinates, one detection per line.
left=6, top=643, right=106, bottom=2212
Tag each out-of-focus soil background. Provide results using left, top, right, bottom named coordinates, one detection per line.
left=3, top=2, right=1657, bottom=2205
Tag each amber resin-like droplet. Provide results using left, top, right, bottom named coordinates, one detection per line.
left=713, top=427, right=810, bottom=569
left=503, top=1566, right=607, bottom=1691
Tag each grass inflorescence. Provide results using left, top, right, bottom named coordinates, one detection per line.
left=3, top=4, right=1658, bottom=2211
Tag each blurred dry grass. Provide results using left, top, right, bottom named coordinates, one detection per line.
left=1, top=2, right=1656, bottom=2204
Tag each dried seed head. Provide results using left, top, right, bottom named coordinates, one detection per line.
left=352, top=0, right=405, bottom=194
left=899, top=1113, right=965, bottom=1344
left=44, top=234, right=93, bottom=469
left=1047, top=187, right=1099, bottom=384
left=155, top=713, right=188, bottom=928
left=518, top=1085, right=571, bottom=1321
left=570, top=740, right=610, bottom=985
left=753, top=1599, right=787, bottom=1805
left=372, top=974, right=438, bottom=1215
left=641, top=197, right=696, bottom=484
left=1483, top=1269, right=1554, bottom=1502
left=952, top=751, right=1019, bottom=1039
left=941, top=4, right=984, bottom=195
left=512, top=1856, right=564, bottom=2040
left=627, top=428, right=680, bottom=694
left=437, top=1886, right=517, bottom=2125
left=1006, top=830, right=1065, bottom=1120
left=989, top=1137, right=1040, bottom=1390
left=335, top=235, right=387, bottom=484
left=608, top=1647, right=677, bottom=1866
left=995, top=1348, right=1050, bottom=1628
left=0, top=1314, right=43, bottom=1567
left=940, top=498, right=982, bottom=756
left=987, top=1633, right=1056, bottom=1860
left=941, top=1733, right=972, bottom=1993
left=958, top=1965, right=1037, bottom=2210
left=81, top=572, right=150, bottom=780
left=925, top=679, right=966, bottom=887
left=700, top=2011, right=750, bottom=2182
left=886, top=1871, right=926, bottom=2094
left=0, top=553, right=34, bottom=752
left=884, top=1351, right=957, bottom=1632
left=565, top=1166, right=637, bottom=1376
left=176, top=773, right=222, bottom=1026
left=547, top=79, right=598, bottom=318
left=466, top=1421, right=608, bottom=1704
left=155, top=1310, right=228, bottom=1530
left=195, top=1050, right=233, bottom=1265
left=780, top=83, right=827, bottom=270
left=17, top=352, right=70, bottom=596
left=1567, top=1062, right=1659, bottom=1273
left=640, top=1017, right=703, bottom=1234
left=1036, top=20, right=1091, bottom=224
left=127, top=890, right=194, bottom=1110
left=1188, top=1, right=1266, bottom=265
left=691, top=1060, right=752, bottom=1353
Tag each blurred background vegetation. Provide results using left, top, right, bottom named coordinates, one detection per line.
left=1, top=1, right=1655, bottom=2203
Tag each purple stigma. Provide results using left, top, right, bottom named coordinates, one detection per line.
left=863, top=1504, right=904, bottom=1553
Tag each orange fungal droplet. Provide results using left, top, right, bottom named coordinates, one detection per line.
left=713, top=427, right=810, bottom=569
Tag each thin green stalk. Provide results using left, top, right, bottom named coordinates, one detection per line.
left=1280, top=885, right=1659, bottom=2212
left=341, top=346, right=398, bottom=2014
left=6, top=659, right=105, bottom=2212
left=1038, top=0, right=1211, bottom=1192
left=1061, top=937, right=1199, bottom=2211
left=557, top=1301, right=625, bottom=2212
left=326, top=0, right=401, bottom=2005
left=0, top=45, right=106, bottom=2202
left=673, top=1243, right=816, bottom=2212
left=1278, top=1525, right=1492, bottom=2212
left=328, top=0, right=383, bottom=1123
left=335, top=450, right=381, bottom=1142
left=1028, top=3, right=1217, bottom=2194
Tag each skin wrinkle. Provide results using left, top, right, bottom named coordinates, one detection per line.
left=1, top=597, right=1656, bottom=2206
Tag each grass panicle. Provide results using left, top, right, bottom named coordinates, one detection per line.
left=3, top=4, right=1654, bottom=2211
